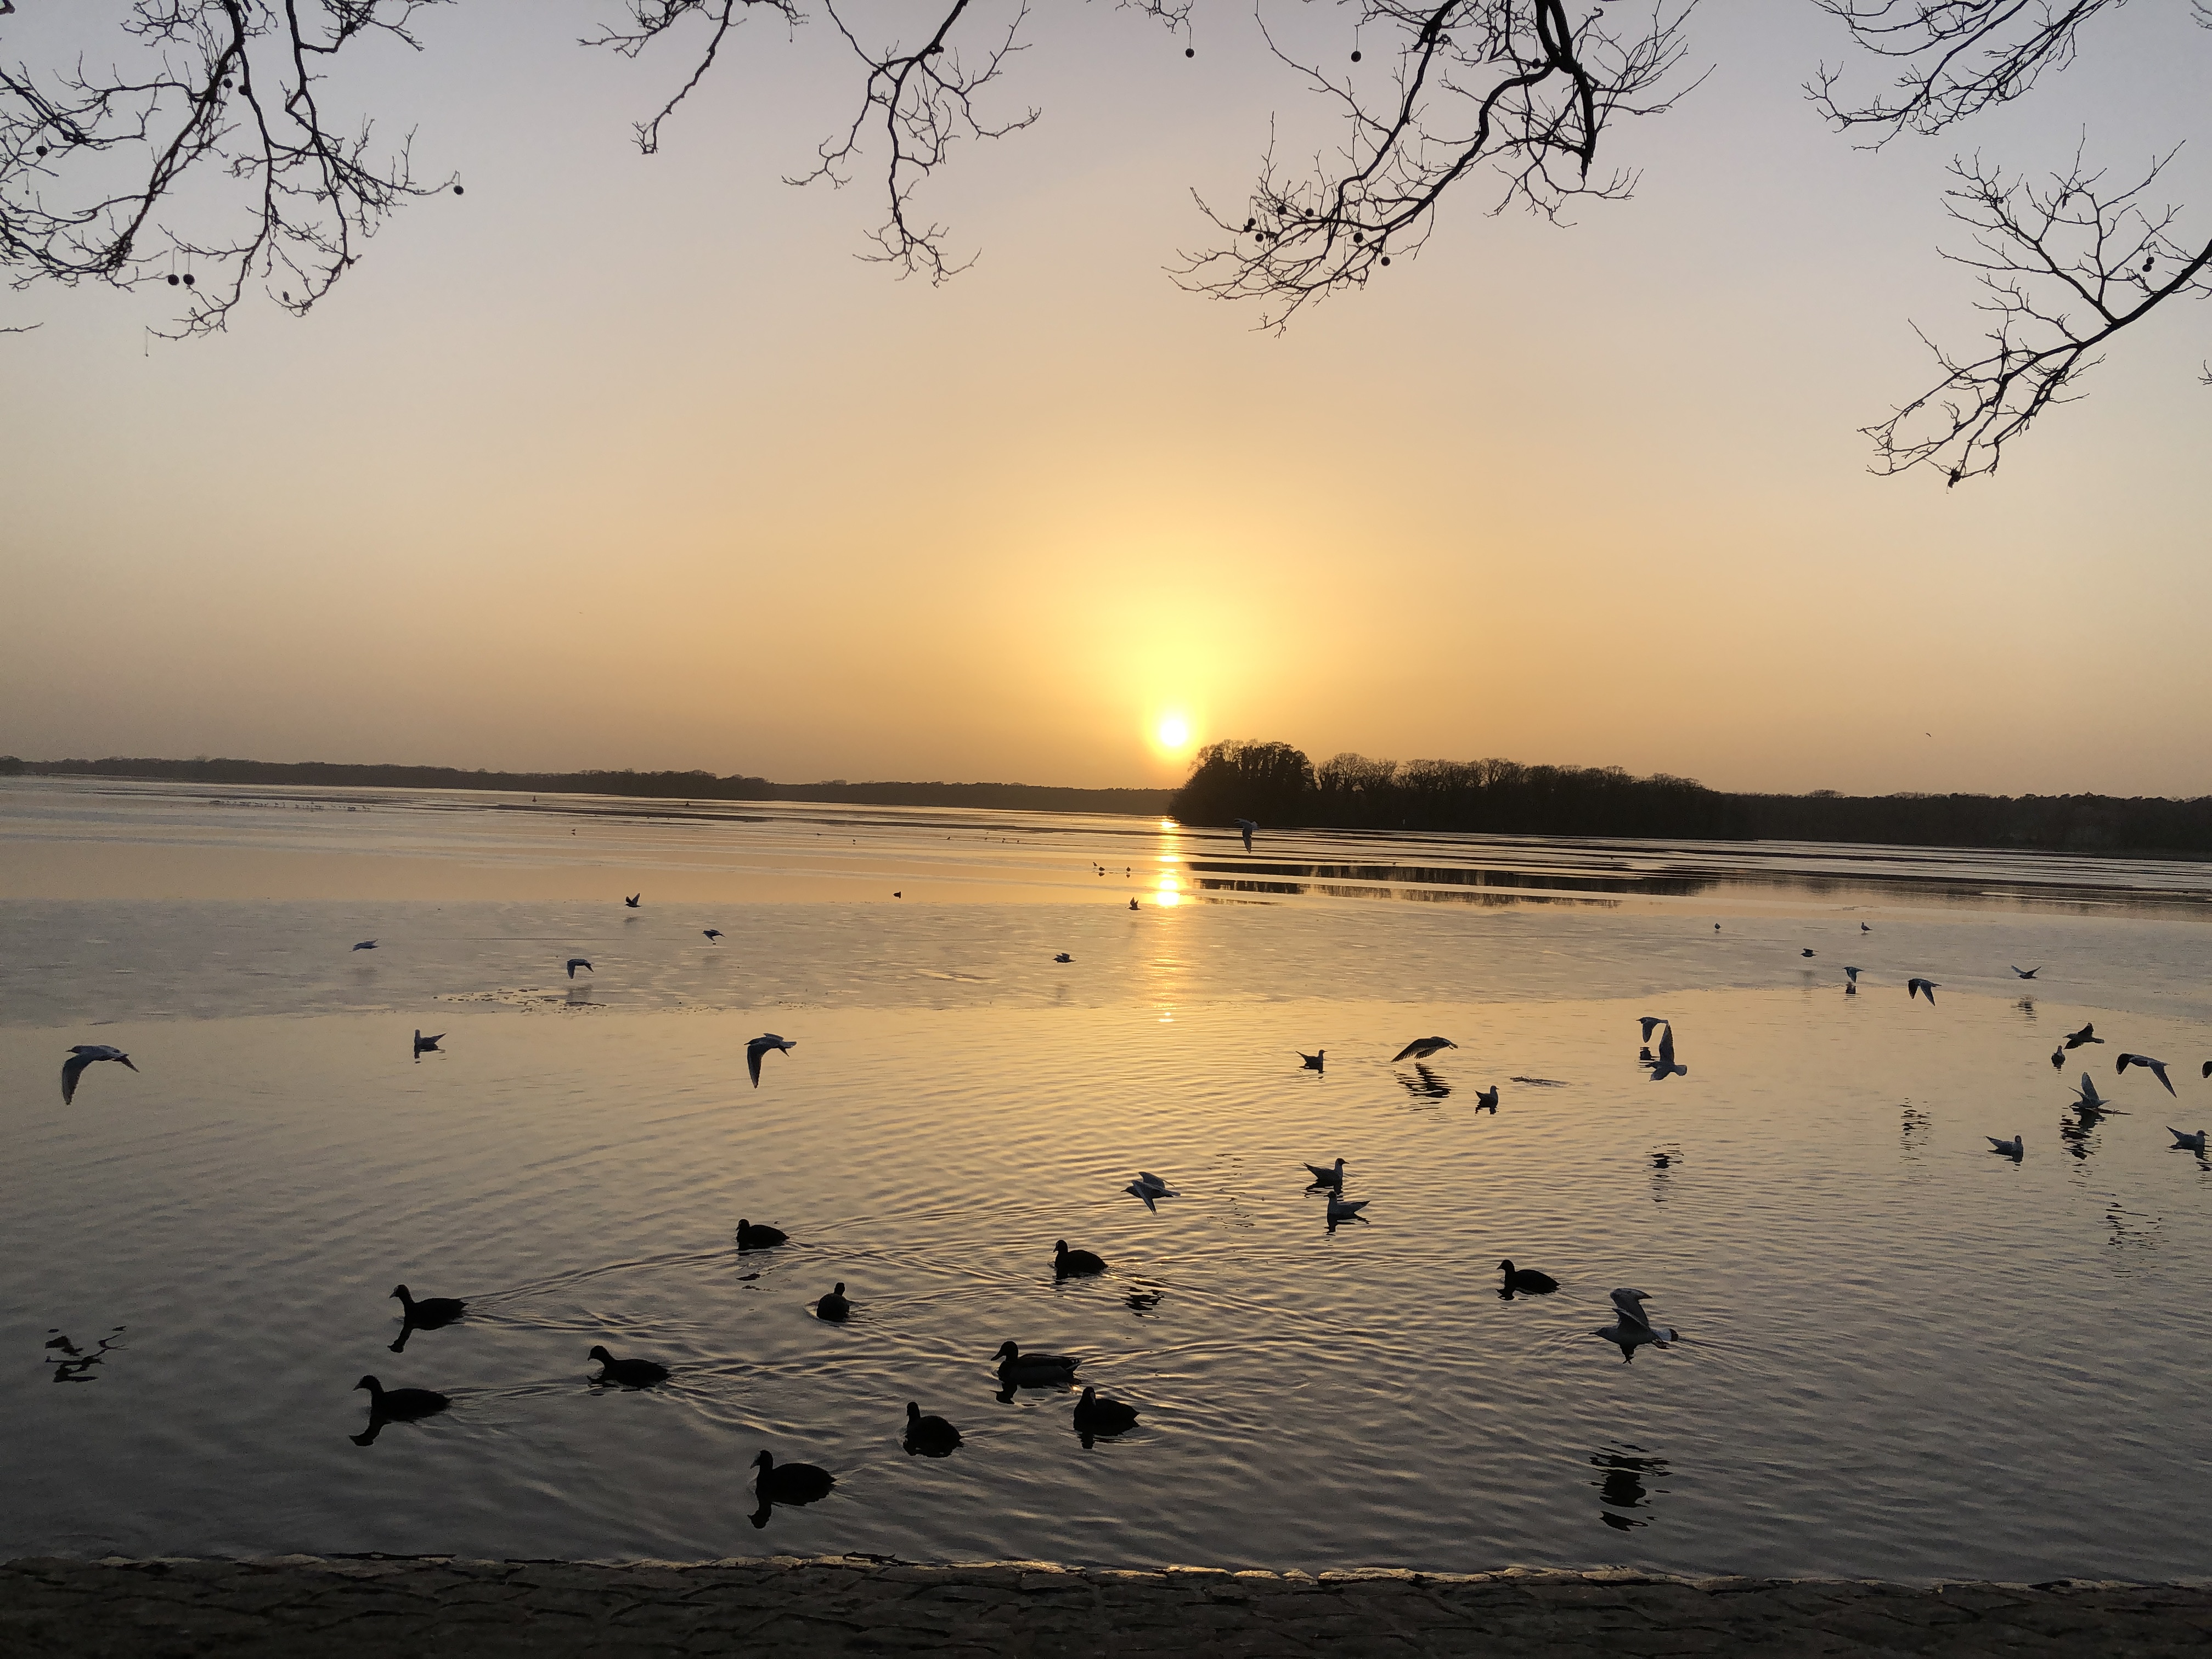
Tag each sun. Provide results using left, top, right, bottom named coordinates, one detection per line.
left=1156, top=714, right=1189, bottom=749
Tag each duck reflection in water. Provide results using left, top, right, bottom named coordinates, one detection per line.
left=749, top=1449, right=834, bottom=1527
left=1396, top=1064, right=1450, bottom=1103
left=1590, top=1446, right=1670, bottom=1531
left=389, top=1284, right=466, bottom=1353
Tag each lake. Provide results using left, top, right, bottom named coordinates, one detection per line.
left=5, top=774, right=2212, bottom=1581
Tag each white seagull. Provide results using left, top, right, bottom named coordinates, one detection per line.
left=61, top=1045, right=137, bottom=1105
left=1908, top=978, right=1939, bottom=1003
left=2118, top=1053, right=2177, bottom=1096
left=1235, top=819, right=1258, bottom=852
left=746, top=1034, right=796, bottom=1088
left=1987, top=1135, right=2023, bottom=1159
left=2168, top=1127, right=2208, bottom=1154
left=1596, top=1288, right=1678, bottom=1353
left=2070, top=1073, right=2118, bottom=1114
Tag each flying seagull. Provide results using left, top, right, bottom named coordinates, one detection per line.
left=1638, top=1017, right=1667, bottom=1041
left=2011, top=966, right=2041, bottom=979
left=746, top=1034, right=796, bottom=1087
left=1908, top=978, right=1939, bottom=1003
left=2169, top=1128, right=2208, bottom=1154
left=623, top=894, right=641, bottom=907
left=2117, top=1053, right=2177, bottom=1096
left=1235, top=818, right=1258, bottom=852
left=1303, top=1157, right=1346, bottom=1188
left=1391, top=1037, right=1456, bottom=1062
left=1299, top=1049, right=1325, bottom=1073
left=1647, top=1024, right=1686, bottom=1081
left=1124, top=1172, right=1177, bottom=1212
left=1596, top=1288, right=1678, bottom=1356
left=413, top=1030, right=443, bottom=1057
left=2071, top=1073, right=2119, bottom=1114
left=1843, top=966, right=1864, bottom=984
left=703, top=928, right=723, bottom=942
left=353, top=940, right=377, bottom=951
left=1987, top=1135, right=2023, bottom=1159
left=566, top=958, right=592, bottom=979
left=2063, top=1022, right=2104, bottom=1049
left=61, top=1045, right=137, bottom=1105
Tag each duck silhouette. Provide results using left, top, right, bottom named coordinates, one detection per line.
left=904, top=1401, right=962, bottom=1457
left=1053, top=1240, right=1107, bottom=1277
left=588, top=1345, right=669, bottom=1387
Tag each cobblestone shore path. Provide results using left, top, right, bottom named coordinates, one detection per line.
left=5, top=1556, right=2210, bottom=1656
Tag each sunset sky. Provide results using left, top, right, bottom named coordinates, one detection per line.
left=3, top=2, right=2207, bottom=797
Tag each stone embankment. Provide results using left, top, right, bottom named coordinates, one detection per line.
left=4, top=1555, right=2209, bottom=1656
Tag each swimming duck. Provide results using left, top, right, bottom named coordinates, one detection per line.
left=736, top=1219, right=788, bottom=1250
left=1053, top=1240, right=1106, bottom=1277
left=1499, top=1260, right=1558, bottom=1294
left=355, top=1375, right=449, bottom=1421
left=753, top=1449, right=834, bottom=1503
left=391, top=1285, right=465, bottom=1327
left=588, top=1345, right=669, bottom=1386
left=904, top=1401, right=962, bottom=1455
left=993, top=1341, right=1081, bottom=1385
left=815, top=1282, right=851, bottom=1321
left=1072, top=1386, right=1139, bottom=1436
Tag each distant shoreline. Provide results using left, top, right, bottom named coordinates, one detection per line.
left=2, top=1554, right=2199, bottom=1656
left=0, top=757, right=1177, bottom=819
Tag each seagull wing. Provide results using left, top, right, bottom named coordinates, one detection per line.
left=61, top=1053, right=91, bottom=1105
left=746, top=1041, right=765, bottom=1088
left=2151, top=1060, right=2176, bottom=1096
left=1656, top=1025, right=1676, bottom=1068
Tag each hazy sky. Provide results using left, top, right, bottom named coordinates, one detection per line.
left=3, top=2, right=2207, bottom=795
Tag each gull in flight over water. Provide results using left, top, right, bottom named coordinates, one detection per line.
left=1235, top=819, right=1258, bottom=853
left=1908, top=978, right=1939, bottom=1003
left=2063, top=1022, right=2103, bottom=1049
left=2117, top=1053, right=2177, bottom=1096
left=624, top=894, right=641, bottom=907
left=413, top=1030, right=443, bottom=1058
left=2070, top=1073, right=2119, bottom=1114
left=566, top=958, right=592, bottom=979
left=1304, top=1158, right=1346, bottom=1188
left=2169, top=1128, right=2208, bottom=1154
left=746, top=1035, right=796, bottom=1087
left=353, top=939, right=377, bottom=951
left=61, top=1045, right=137, bottom=1105
left=1843, top=967, right=1864, bottom=984
left=1391, top=1037, right=1455, bottom=1062
left=1987, top=1135, right=2024, bottom=1159
left=2011, top=966, right=2041, bottom=979
left=1124, top=1171, right=1178, bottom=1212
left=1596, top=1288, right=1678, bottom=1358
left=703, top=928, right=723, bottom=943
left=1638, top=1017, right=1667, bottom=1042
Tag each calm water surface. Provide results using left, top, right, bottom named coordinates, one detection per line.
left=4, top=778, right=2212, bottom=1578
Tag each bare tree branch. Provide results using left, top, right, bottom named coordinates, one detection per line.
left=1, top=0, right=455, bottom=336
left=1866, top=148, right=2212, bottom=483
left=1807, top=0, right=2124, bottom=142
left=1173, top=1, right=1701, bottom=328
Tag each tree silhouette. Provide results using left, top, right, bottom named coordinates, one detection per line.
left=3, top=2, right=2204, bottom=477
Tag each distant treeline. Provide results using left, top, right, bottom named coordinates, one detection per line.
left=0, top=755, right=1176, bottom=818
left=1170, top=739, right=2212, bottom=857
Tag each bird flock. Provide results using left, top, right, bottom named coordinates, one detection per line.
left=51, top=867, right=2212, bottom=1521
